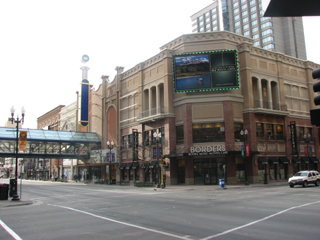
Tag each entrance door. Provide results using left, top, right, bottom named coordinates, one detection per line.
left=204, top=168, right=217, bottom=185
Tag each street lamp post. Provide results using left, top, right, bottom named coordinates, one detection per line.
left=240, top=129, right=249, bottom=186
left=153, top=131, right=161, bottom=188
left=10, top=106, right=25, bottom=201
left=107, top=140, right=114, bottom=184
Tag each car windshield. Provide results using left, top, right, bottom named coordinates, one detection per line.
left=294, top=172, right=307, bottom=176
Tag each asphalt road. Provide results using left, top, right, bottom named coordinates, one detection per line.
left=0, top=180, right=319, bottom=240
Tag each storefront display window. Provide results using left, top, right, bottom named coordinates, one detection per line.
left=258, top=162, right=265, bottom=181
left=144, top=131, right=149, bottom=146
left=236, top=158, right=245, bottom=182
left=266, top=124, right=274, bottom=140
left=279, top=164, right=287, bottom=180
left=129, top=169, right=133, bottom=180
left=269, top=164, right=276, bottom=180
left=193, top=123, right=225, bottom=143
left=135, top=167, right=139, bottom=181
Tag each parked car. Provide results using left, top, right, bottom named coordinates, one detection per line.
left=288, top=170, right=320, bottom=188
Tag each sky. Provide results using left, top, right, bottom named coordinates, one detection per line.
left=1, top=0, right=319, bottom=129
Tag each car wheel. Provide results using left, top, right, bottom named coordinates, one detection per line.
left=289, top=184, right=294, bottom=188
left=315, top=180, right=319, bottom=186
left=303, top=181, right=307, bottom=187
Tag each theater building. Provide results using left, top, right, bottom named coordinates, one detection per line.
left=100, top=31, right=320, bottom=185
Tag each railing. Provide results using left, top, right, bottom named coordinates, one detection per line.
left=138, top=106, right=166, bottom=119
left=254, top=101, right=287, bottom=111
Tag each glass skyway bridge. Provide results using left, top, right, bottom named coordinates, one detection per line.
left=0, top=127, right=101, bottom=160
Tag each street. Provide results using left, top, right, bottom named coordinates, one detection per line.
left=0, top=180, right=320, bottom=240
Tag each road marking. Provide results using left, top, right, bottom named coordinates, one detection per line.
left=201, top=200, right=320, bottom=240
left=49, top=204, right=191, bottom=240
left=0, top=219, right=23, bottom=240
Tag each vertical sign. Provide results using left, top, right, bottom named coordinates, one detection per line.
left=290, top=121, right=298, bottom=155
left=304, top=146, right=308, bottom=157
left=80, top=79, right=89, bottom=127
left=19, top=131, right=27, bottom=151
left=106, top=152, right=110, bottom=163
left=246, top=144, right=250, bottom=157
left=241, top=145, right=245, bottom=157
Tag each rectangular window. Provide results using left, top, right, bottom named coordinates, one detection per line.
left=244, top=31, right=250, bottom=36
left=251, top=20, right=258, bottom=26
left=276, top=125, right=284, bottom=140
left=213, top=26, right=218, bottom=31
left=235, top=21, right=240, bottom=27
left=234, top=14, right=240, bottom=20
left=250, top=0, right=255, bottom=5
left=211, top=8, right=216, bottom=14
left=307, top=128, right=313, bottom=141
left=234, top=8, right=239, bottom=14
left=212, top=20, right=217, bottom=25
left=235, top=28, right=241, bottom=33
left=199, top=15, right=203, bottom=21
left=262, top=36, right=274, bottom=43
left=234, top=123, right=243, bottom=142
left=266, top=124, right=274, bottom=140
left=251, top=13, right=257, bottom=19
left=200, top=27, right=204, bottom=32
left=252, top=27, right=258, bottom=32
left=262, top=29, right=273, bottom=36
left=176, top=126, right=184, bottom=144
left=193, top=123, right=225, bottom=143
left=263, top=43, right=275, bottom=50
left=233, top=2, right=238, bottom=7
left=253, top=41, right=260, bottom=46
left=261, top=21, right=272, bottom=29
left=241, top=4, right=247, bottom=10
left=299, top=127, right=305, bottom=141
left=256, top=123, right=264, bottom=140
left=123, top=136, right=127, bottom=149
left=128, top=134, right=133, bottom=148
left=250, top=6, right=256, bottom=12
left=205, top=12, right=210, bottom=17
left=242, top=17, right=248, bottom=23
left=144, top=131, right=149, bottom=146
left=206, top=23, right=211, bottom=29
left=243, top=24, right=249, bottom=30
left=253, top=34, right=259, bottom=39
left=242, top=10, right=248, bottom=16
left=212, top=13, right=217, bottom=19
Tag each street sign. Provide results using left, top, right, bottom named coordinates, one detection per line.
left=155, top=151, right=161, bottom=154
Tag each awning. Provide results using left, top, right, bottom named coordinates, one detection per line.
left=292, top=157, right=301, bottom=164
left=258, top=157, right=268, bottom=164
left=309, top=157, right=319, bottom=163
left=279, top=157, right=290, bottom=164
left=132, top=162, right=140, bottom=169
left=269, top=157, right=279, bottom=164
left=126, top=162, right=133, bottom=169
left=301, top=157, right=309, bottom=163
left=148, top=161, right=158, bottom=168
left=119, top=163, right=126, bottom=169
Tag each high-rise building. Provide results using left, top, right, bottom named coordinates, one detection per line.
left=191, top=0, right=307, bottom=60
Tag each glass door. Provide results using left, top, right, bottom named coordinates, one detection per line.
left=204, top=168, right=217, bottom=184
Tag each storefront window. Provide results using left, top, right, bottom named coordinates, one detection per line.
left=176, top=126, right=184, bottom=144
left=194, top=158, right=225, bottom=185
left=269, top=163, right=276, bottom=180
left=193, top=123, right=225, bottom=143
left=129, top=169, right=133, bottom=180
left=234, top=123, right=243, bottom=142
left=145, top=169, right=150, bottom=182
left=258, top=162, right=265, bottom=181
left=307, top=128, right=313, bottom=142
left=276, top=125, right=284, bottom=140
left=152, top=129, right=157, bottom=145
left=135, top=167, right=139, bottom=181
left=236, top=158, right=245, bottom=182
left=279, top=164, right=287, bottom=180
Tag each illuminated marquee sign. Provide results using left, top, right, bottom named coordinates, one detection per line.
left=172, top=49, right=240, bottom=93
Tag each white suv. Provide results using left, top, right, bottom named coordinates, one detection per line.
left=288, top=170, right=320, bottom=188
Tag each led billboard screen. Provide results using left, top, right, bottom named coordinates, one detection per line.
left=172, top=49, right=240, bottom=93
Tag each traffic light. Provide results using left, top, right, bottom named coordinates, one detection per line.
left=310, top=68, right=320, bottom=126
left=162, top=158, right=166, bottom=167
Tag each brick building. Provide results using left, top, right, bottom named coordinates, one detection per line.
left=99, top=31, right=319, bottom=186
